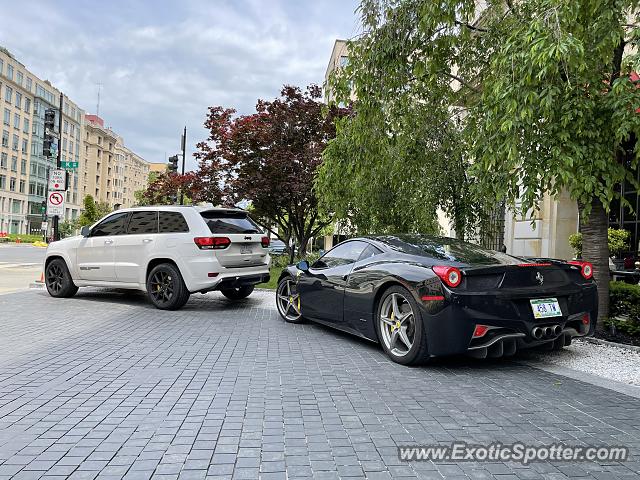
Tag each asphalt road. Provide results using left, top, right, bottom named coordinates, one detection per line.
left=0, top=244, right=46, bottom=264
left=0, top=289, right=637, bottom=479
left=0, top=244, right=46, bottom=294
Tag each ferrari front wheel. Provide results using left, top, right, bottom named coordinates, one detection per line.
left=276, top=277, right=304, bottom=323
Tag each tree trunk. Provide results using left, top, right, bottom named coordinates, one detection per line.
left=579, top=197, right=609, bottom=331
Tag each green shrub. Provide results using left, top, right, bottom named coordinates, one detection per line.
left=568, top=228, right=631, bottom=258
left=607, top=281, right=640, bottom=336
left=7, top=233, right=45, bottom=243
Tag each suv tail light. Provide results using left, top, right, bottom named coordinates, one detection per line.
left=261, top=236, right=270, bottom=248
left=432, top=265, right=462, bottom=288
left=568, top=260, right=593, bottom=280
left=194, top=237, right=231, bottom=250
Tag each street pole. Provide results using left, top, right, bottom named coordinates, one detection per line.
left=53, top=92, right=63, bottom=241
left=179, top=126, right=186, bottom=205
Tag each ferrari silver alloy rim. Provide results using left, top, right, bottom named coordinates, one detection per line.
left=277, top=279, right=301, bottom=321
left=379, top=292, right=416, bottom=357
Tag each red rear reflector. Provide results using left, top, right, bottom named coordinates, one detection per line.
left=194, top=237, right=231, bottom=250
left=208, top=272, right=219, bottom=278
left=261, top=236, right=270, bottom=248
left=432, top=266, right=462, bottom=288
left=581, top=313, right=590, bottom=325
left=421, top=295, right=445, bottom=301
left=568, top=261, right=593, bottom=280
left=517, top=263, right=551, bottom=267
left=473, top=325, right=490, bottom=338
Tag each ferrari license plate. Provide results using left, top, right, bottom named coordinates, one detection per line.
left=240, top=245, right=252, bottom=254
left=530, top=298, right=562, bottom=319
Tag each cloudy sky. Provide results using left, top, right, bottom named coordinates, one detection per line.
left=0, top=0, right=360, bottom=171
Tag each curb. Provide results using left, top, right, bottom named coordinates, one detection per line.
left=577, top=336, right=640, bottom=353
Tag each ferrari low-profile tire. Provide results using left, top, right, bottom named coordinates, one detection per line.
left=220, top=285, right=254, bottom=300
left=146, top=263, right=190, bottom=310
left=375, top=285, right=430, bottom=366
left=45, top=258, right=79, bottom=298
left=276, top=276, right=304, bottom=323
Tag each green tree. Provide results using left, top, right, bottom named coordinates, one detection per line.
left=78, top=195, right=111, bottom=227
left=329, top=0, right=640, bottom=326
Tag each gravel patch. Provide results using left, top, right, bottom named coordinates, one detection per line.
left=520, top=338, right=640, bottom=386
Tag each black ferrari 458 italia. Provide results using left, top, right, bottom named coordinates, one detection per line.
left=275, top=235, right=597, bottom=365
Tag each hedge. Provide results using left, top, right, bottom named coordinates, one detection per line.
left=608, top=281, right=640, bottom=336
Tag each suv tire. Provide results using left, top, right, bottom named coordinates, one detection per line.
left=146, top=263, right=190, bottom=310
left=220, top=285, right=254, bottom=300
left=45, top=258, right=79, bottom=298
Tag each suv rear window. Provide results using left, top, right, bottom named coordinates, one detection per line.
left=159, top=211, right=189, bottom=233
left=200, top=211, right=261, bottom=234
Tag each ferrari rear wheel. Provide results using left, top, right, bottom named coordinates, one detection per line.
left=276, top=277, right=304, bottom=323
left=376, top=286, right=429, bottom=365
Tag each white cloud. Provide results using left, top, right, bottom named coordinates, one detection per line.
left=0, top=0, right=360, bottom=170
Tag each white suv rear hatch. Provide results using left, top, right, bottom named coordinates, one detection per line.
left=199, top=210, right=268, bottom=268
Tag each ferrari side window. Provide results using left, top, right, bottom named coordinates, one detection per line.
left=358, top=244, right=383, bottom=261
left=312, top=241, right=368, bottom=269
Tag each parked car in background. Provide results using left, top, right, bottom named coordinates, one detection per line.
left=268, top=239, right=287, bottom=255
left=44, top=206, right=271, bottom=309
left=276, top=235, right=597, bottom=365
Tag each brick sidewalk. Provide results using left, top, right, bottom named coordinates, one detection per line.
left=0, top=289, right=637, bottom=479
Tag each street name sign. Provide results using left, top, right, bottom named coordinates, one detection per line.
left=48, top=169, right=67, bottom=191
left=47, top=191, right=65, bottom=217
left=61, top=161, right=79, bottom=169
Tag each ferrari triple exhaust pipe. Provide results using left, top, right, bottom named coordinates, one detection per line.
left=531, top=325, right=562, bottom=340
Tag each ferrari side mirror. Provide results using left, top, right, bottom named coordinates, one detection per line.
left=297, top=260, right=309, bottom=272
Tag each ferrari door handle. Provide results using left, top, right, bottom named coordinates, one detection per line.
left=104, top=239, right=113, bottom=245
left=342, top=275, right=349, bottom=281
left=142, top=238, right=153, bottom=243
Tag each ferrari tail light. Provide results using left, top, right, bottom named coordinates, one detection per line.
left=472, top=325, right=490, bottom=338
left=568, top=260, right=593, bottom=280
left=194, top=237, right=231, bottom=250
left=432, top=265, right=462, bottom=288
left=261, top=236, right=270, bottom=248
left=581, top=313, right=590, bottom=325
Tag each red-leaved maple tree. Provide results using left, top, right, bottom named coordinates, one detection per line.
left=195, top=84, right=349, bottom=250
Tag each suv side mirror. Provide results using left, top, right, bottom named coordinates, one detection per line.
left=296, top=260, right=309, bottom=272
left=80, top=226, right=91, bottom=237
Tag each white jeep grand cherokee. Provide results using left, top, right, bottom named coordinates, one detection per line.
left=44, top=206, right=271, bottom=309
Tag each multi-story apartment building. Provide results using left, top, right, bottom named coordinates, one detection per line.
left=83, top=115, right=149, bottom=210
left=0, top=46, right=150, bottom=234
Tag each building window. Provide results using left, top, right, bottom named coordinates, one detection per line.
left=13, top=113, right=20, bottom=129
left=6, top=65, right=13, bottom=81
left=3, top=109, right=9, bottom=125
left=9, top=177, right=16, bottom=191
left=26, top=77, right=32, bottom=91
left=24, top=97, right=31, bottom=113
left=16, top=72, right=23, bottom=86
left=0, top=59, right=3, bottom=75
left=0, top=152, right=6, bottom=168
left=11, top=156, right=17, bottom=172
left=0, top=175, right=5, bottom=189
left=1, top=130, right=8, bottom=147
left=23, top=118, right=29, bottom=134
left=14, top=92, right=21, bottom=109
left=19, top=180, right=24, bottom=193
left=4, top=86, right=12, bottom=103
left=12, top=134, right=18, bottom=151
left=21, top=139, right=27, bottom=154
left=20, top=159, right=26, bottom=173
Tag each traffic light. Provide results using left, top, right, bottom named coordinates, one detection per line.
left=40, top=200, right=46, bottom=214
left=168, top=155, right=179, bottom=173
left=43, top=108, right=57, bottom=158
left=43, top=137, right=53, bottom=158
left=44, top=109, right=56, bottom=131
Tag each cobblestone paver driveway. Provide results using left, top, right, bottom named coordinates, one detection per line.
left=0, top=289, right=638, bottom=479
